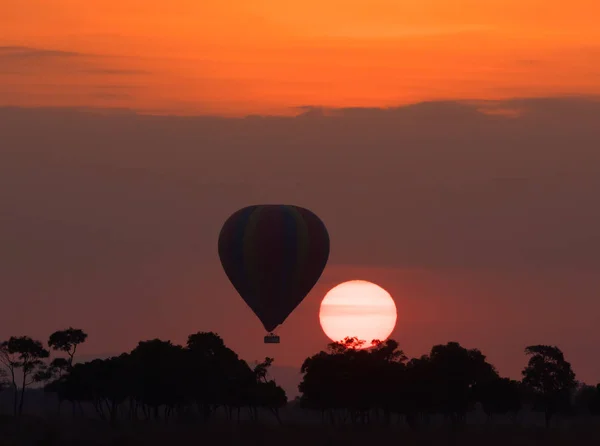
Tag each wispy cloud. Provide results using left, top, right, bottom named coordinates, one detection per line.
left=0, top=47, right=152, bottom=100
left=81, top=68, right=150, bottom=75
left=0, top=46, right=85, bottom=59
left=320, top=305, right=394, bottom=316
left=92, top=92, right=133, bottom=100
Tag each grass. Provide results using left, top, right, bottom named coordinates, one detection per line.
left=2, top=415, right=600, bottom=446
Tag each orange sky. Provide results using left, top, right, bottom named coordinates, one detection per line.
left=2, top=0, right=599, bottom=115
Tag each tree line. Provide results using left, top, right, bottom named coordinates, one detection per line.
left=0, top=329, right=286, bottom=423
left=1, top=329, right=600, bottom=427
left=299, top=337, right=600, bottom=427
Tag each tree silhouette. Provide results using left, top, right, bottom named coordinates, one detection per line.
left=48, top=327, right=88, bottom=369
left=47, top=360, right=90, bottom=417
left=248, top=357, right=287, bottom=423
left=186, top=331, right=246, bottom=421
left=254, top=357, right=274, bottom=383
left=299, top=337, right=366, bottom=422
left=48, top=357, right=71, bottom=379
left=522, top=345, right=576, bottom=427
left=572, top=383, right=598, bottom=415
left=299, top=337, right=407, bottom=425
left=0, top=336, right=50, bottom=416
left=368, top=339, right=407, bottom=421
left=426, top=342, right=499, bottom=424
left=401, top=355, right=435, bottom=428
left=588, top=384, right=600, bottom=415
left=474, top=377, right=523, bottom=421
left=128, top=339, right=187, bottom=421
left=0, top=368, right=8, bottom=394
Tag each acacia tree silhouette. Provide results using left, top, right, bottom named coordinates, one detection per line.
left=0, top=336, right=50, bottom=416
left=48, top=327, right=88, bottom=371
left=254, top=357, right=274, bottom=383
left=426, top=342, right=499, bottom=424
left=185, top=331, right=250, bottom=422
left=522, top=345, right=577, bottom=427
left=249, top=357, right=287, bottom=423
left=128, top=339, right=186, bottom=421
left=39, top=328, right=87, bottom=418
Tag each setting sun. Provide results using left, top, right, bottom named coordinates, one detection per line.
left=319, top=280, right=397, bottom=348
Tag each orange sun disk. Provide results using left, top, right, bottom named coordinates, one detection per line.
left=319, top=280, right=397, bottom=349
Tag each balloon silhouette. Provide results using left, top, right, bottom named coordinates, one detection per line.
left=218, top=205, right=330, bottom=339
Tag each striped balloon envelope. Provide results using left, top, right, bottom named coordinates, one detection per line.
left=218, top=205, right=330, bottom=339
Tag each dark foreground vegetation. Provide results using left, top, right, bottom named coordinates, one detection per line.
left=3, top=417, right=600, bottom=446
left=2, top=328, right=600, bottom=445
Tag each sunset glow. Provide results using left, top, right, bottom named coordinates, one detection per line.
left=319, top=280, right=397, bottom=348
left=1, top=0, right=599, bottom=115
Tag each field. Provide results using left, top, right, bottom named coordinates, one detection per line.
left=2, top=391, right=600, bottom=445
left=2, top=413, right=600, bottom=446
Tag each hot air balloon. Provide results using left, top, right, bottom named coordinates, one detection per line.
left=218, top=204, right=330, bottom=343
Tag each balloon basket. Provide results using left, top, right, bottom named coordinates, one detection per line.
left=264, top=334, right=280, bottom=344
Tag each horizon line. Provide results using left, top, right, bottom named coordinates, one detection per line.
left=2, top=94, right=599, bottom=119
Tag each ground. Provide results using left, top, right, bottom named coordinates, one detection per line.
left=2, top=415, right=600, bottom=446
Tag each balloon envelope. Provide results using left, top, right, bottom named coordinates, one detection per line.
left=218, top=204, right=330, bottom=333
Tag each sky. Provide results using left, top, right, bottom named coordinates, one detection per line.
left=1, top=0, right=600, bottom=114
left=1, top=1, right=600, bottom=396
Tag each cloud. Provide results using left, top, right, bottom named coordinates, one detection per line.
left=81, top=69, right=150, bottom=75
left=92, top=84, right=141, bottom=90
left=0, top=47, right=151, bottom=81
left=320, top=305, right=394, bottom=316
left=1, top=96, right=599, bottom=272
left=92, top=92, right=133, bottom=100
left=0, top=46, right=94, bottom=76
left=0, top=46, right=85, bottom=59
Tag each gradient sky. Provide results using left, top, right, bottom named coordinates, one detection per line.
left=1, top=0, right=600, bottom=114
left=1, top=1, right=600, bottom=396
